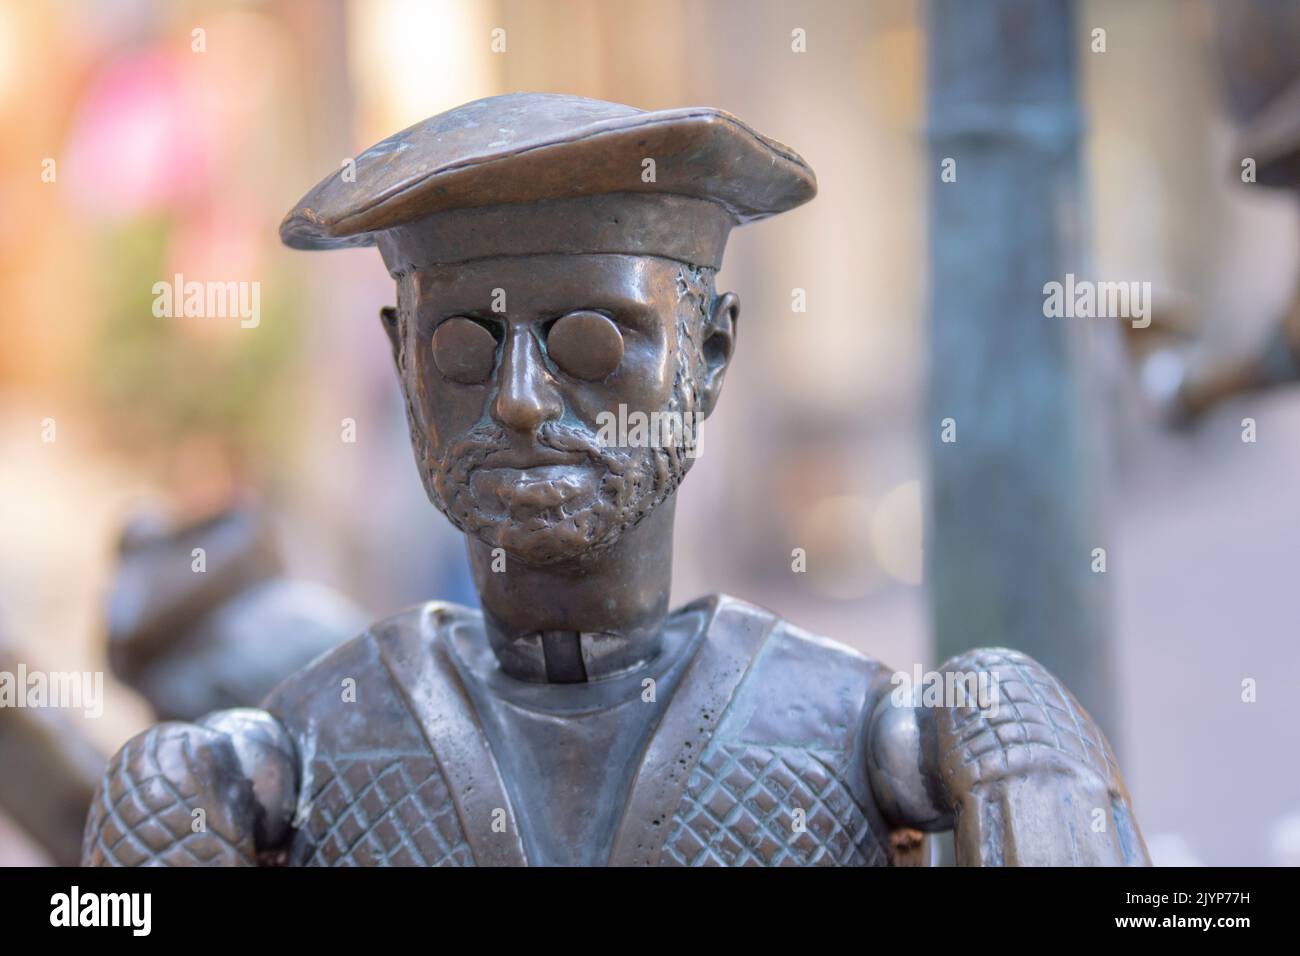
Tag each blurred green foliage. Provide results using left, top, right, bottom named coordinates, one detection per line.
left=90, top=219, right=302, bottom=471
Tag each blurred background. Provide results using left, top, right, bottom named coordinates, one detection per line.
left=1, top=0, right=1298, bottom=866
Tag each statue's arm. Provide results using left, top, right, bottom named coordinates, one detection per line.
left=865, top=648, right=1150, bottom=866
left=82, top=708, right=297, bottom=867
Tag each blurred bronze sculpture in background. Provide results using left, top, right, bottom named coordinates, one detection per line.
left=0, top=505, right=366, bottom=864
left=1153, top=0, right=1300, bottom=424
left=82, top=94, right=1148, bottom=866
left=106, top=505, right=368, bottom=720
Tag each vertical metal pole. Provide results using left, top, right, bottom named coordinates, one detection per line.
left=925, top=0, right=1117, bottom=732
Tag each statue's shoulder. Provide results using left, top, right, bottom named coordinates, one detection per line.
left=647, top=593, right=897, bottom=867
left=687, top=592, right=895, bottom=735
left=692, top=591, right=889, bottom=676
left=261, top=601, right=476, bottom=728
left=257, top=602, right=488, bottom=867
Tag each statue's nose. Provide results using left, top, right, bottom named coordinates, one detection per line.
left=492, top=328, right=562, bottom=433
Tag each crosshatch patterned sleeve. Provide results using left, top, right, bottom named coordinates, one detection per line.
left=82, top=709, right=297, bottom=867
left=933, top=648, right=1150, bottom=867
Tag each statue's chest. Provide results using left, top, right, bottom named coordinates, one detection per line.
left=657, top=740, right=888, bottom=866
left=274, top=601, right=894, bottom=866
left=287, top=710, right=888, bottom=868
left=288, top=750, right=474, bottom=867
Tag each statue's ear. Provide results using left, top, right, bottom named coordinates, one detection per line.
left=698, top=292, right=739, bottom=419
left=380, top=306, right=400, bottom=365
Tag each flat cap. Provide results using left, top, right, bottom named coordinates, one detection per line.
left=281, top=92, right=816, bottom=270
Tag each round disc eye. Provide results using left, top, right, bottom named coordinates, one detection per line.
left=431, top=317, right=497, bottom=383
left=546, top=310, right=624, bottom=381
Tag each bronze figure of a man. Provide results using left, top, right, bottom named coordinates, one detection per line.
left=83, top=93, right=1149, bottom=867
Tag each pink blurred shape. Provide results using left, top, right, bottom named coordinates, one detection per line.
left=62, top=49, right=212, bottom=220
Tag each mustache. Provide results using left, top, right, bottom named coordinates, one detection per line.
left=441, top=421, right=632, bottom=475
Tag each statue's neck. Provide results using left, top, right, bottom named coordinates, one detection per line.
left=466, top=497, right=675, bottom=683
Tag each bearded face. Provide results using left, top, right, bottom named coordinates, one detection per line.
left=386, top=255, right=721, bottom=567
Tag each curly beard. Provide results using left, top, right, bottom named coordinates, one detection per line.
left=417, top=417, right=686, bottom=565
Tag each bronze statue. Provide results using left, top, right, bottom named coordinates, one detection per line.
left=82, top=93, right=1148, bottom=866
